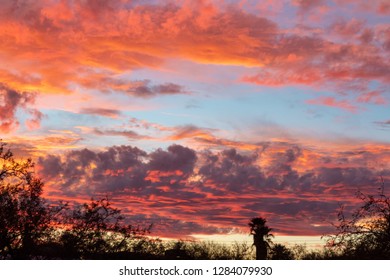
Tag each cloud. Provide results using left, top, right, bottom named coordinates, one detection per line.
left=169, top=125, right=260, bottom=150
left=0, top=83, right=43, bottom=133
left=305, top=96, right=358, bottom=112
left=334, top=0, right=390, bottom=15
left=149, top=144, right=197, bottom=174
left=329, top=18, right=366, bottom=38
left=374, top=119, right=390, bottom=129
left=38, top=145, right=149, bottom=194
left=357, top=90, right=387, bottom=105
left=0, top=1, right=278, bottom=95
left=128, top=80, right=188, bottom=97
left=36, top=141, right=390, bottom=237
left=0, top=0, right=387, bottom=111
left=240, top=15, right=389, bottom=110
left=378, top=1, right=390, bottom=14
left=79, top=107, right=122, bottom=118
left=198, top=148, right=264, bottom=193
left=293, top=0, right=326, bottom=13
left=129, top=117, right=172, bottom=132
left=93, top=128, right=151, bottom=140
left=76, top=76, right=189, bottom=98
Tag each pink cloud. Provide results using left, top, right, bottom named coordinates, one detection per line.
left=306, top=96, right=358, bottom=112
left=357, top=91, right=387, bottom=105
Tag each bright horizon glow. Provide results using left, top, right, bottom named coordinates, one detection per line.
left=191, top=234, right=326, bottom=249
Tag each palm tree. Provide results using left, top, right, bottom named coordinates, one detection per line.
left=249, top=217, right=273, bottom=260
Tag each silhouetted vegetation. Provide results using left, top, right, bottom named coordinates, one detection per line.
left=249, top=217, right=273, bottom=260
left=58, top=197, right=152, bottom=259
left=164, top=240, right=253, bottom=260
left=325, top=177, right=390, bottom=259
left=1, top=140, right=389, bottom=259
left=268, top=244, right=294, bottom=260
left=0, top=141, right=63, bottom=259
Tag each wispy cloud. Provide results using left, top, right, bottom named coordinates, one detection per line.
left=93, top=128, right=152, bottom=140
left=79, top=107, right=122, bottom=118
left=306, top=96, right=358, bottom=112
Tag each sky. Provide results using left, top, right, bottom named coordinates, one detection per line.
left=0, top=0, right=389, bottom=244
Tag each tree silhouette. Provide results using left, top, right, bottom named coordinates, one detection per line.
left=327, top=178, right=390, bottom=259
left=59, top=197, right=150, bottom=259
left=0, top=141, right=61, bottom=258
left=249, top=217, right=273, bottom=260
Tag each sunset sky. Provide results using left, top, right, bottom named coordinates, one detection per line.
left=1, top=0, right=389, bottom=244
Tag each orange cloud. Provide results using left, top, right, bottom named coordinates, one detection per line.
left=0, top=0, right=387, bottom=113
left=0, top=1, right=278, bottom=96
left=169, top=125, right=260, bottom=151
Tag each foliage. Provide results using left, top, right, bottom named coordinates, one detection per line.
left=269, top=244, right=294, bottom=260
left=59, top=197, right=150, bottom=259
left=163, top=240, right=252, bottom=260
left=326, top=178, right=390, bottom=259
left=0, top=141, right=62, bottom=259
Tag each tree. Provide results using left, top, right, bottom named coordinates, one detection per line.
left=326, top=178, right=390, bottom=259
left=249, top=217, right=273, bottom=260
left=0, top=141, right=59, bottom=258
left=59, top=197, right=150, bottom=259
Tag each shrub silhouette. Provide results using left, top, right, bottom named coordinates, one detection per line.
left=269, top=244, right=294, bottom=260
left=163, top=240, right=252, bottom=260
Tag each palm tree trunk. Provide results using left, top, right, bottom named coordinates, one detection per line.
left=254, top=237, right=267, bottom=260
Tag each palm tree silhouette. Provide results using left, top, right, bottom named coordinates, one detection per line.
left=249, top=217, right=273, bottom=260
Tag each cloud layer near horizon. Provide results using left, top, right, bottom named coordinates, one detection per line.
left=37, top=142, right=390, bottom=238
